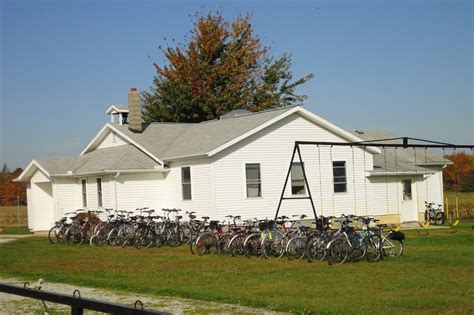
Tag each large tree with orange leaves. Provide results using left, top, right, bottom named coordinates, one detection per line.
left=143, top=12, right=314, bottom=123
left=443, top=152, right=474, bottom=192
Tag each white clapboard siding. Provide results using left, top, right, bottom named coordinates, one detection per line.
left=54, top=177, right=80, bottom=219
left=96, top=130, right=128, bottom=149
left=30, top=168, right=50, bottom=183
left=114, top=173, right=164, bottom=211
left=416, top=170, right=444, bottom=211
left=163, top=159, right=215, bottom=218
left=208, top=113, right=375, bottom=220
left=26, top=183, right=35, bottom=230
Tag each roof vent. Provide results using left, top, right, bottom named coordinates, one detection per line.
left=219, top=109, right=252, bottom=120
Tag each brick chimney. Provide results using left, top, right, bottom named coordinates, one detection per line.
left=128, top=87, right=142, bottom=133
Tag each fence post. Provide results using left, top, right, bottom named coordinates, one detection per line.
left=17, top=196, right=20, bottom=229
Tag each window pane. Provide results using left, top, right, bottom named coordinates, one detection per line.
left=333, top=167, right=346, bottom=177
left=332, top=161, right=347, bottom=193
left=182, top=167, right=192, bottom=200
left=97, top=178, right=103, bottom=207
left=291, top=163, right=304, bottom=180
left=246, top=164, right=261, bottom=197
left=246, top=164, right=260, bottom=181
left=403, top=180, right=412, bottom=200
left=291, top=163, right=305, bottom=195
left=181, top=167, right=191, bottom=182
left=334, top=176, right=346, bottom=183
left=334, top=183, right=347, bottom=193
left=81, top=180, right=87, bottom=207
left=247, top=184, right=261, bottom=198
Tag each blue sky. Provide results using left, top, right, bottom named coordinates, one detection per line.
left=0, top=0, right=472, bottom=169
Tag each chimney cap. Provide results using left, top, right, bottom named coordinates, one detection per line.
left=130, top=87, right=138, bottom=92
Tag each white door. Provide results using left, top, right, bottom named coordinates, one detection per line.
left=33, top=182, right=55, bottom=231
left=400, top=178, right=418, bottom=222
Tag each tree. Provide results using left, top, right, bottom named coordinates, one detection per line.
left=1, top=163, right=9, bottom=173
left=0, top=168, right=26, bottom=205
left=143, top=12, right=314, bottom=123
left=443, top=152, right=474, bottom=192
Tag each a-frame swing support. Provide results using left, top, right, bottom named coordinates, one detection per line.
left=274, top=137, right=473, bottom=221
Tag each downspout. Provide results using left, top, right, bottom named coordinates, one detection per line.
left=114, top=172, right=120, bottom=210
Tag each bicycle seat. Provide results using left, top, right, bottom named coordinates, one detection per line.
left=176, top=215, right=183, bottom=219
left=202, top=216, right=210, bottom=220
left=376, top=224, right=388, bottom=228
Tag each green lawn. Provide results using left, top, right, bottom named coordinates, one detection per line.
left=0, top=223, right=473, bottom=314
left=0, top=226, right=32, bottom=235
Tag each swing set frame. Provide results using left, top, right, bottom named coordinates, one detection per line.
left=274, top=137, right=473, bottom=227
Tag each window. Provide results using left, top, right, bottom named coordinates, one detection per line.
left=246, top=163, right=261, bottom=197
left=291, top=163, right=306, bottom=195
left=403, top=179, right=412, bottom=200
left=333, top=161, right=347, bottom=193
left=181, top=167, right=192, bottom=200
left=81, top=179, right=87, bottom=207
left=97, top=178, right=103, bottom=207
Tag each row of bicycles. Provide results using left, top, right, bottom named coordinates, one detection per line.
left=48, top=208, right=405, bottom=265
left=191, top=214, right=405, bottom=265
left=48, top=208, right=194, bottom=248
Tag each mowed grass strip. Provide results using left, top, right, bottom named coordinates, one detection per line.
left=0, top=222, right=473, bottom=314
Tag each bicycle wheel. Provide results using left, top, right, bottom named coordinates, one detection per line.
left=217, top=234, right=232, bottom=256
left=382, top=238, right=403, bottom=257
left=262, top=231, right=286, bottom=259
left=366, top=235, right=382, bottom=262
left=179, top=225, right=192, bottom=245
left=305, top=234, right=326, bottom=262
left=243, top=233, right=263, bottom=258
left=229, top=234, right=246, bottom=256
left=286, top=236, right=306, bottom=260
left=48, top=226, right=60, bottom=244
left=326, top=237, right=350, bottom=265
left=107, top=227, right=119, bottom=246
left=196, top=233, right=218, bottom=256
left=65, top=225, right=84, bottom=245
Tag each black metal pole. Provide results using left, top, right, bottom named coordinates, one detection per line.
left=275, top=143, right=298, bottom=220
left=296, top=144, right=318, bottom=221
left=295, top=141, right=473, bottom=149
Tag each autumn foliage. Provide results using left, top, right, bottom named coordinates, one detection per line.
left=143, top=12, right=314, bottom=123
left=443, top=152, right=474, bottom=192
left=0, top=169, right=26, bottom=206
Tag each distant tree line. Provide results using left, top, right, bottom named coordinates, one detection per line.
left=443, top=152, right=474, bottom=192
left=0, top=165, right=27, bottom=206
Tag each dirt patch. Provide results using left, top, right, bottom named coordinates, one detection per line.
left=0, top=277, right=285, bottom=314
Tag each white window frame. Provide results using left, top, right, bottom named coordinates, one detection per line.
left=333, top=161, right=347, bottom=193
left=181, top=166, right=192, bottom=200
left=245, top=163, right=262, bottom=198
left=81, top=179, right=87, bottom=207
left=97, top=178, right=103, bottom=207
left=291, top=162, right=307, bottom=196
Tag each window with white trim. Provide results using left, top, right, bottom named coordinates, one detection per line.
left=97, top=178, right=103, bottom=207
left=81, top=179, right=87, bottom=207
left=181, top=167, right=192, bottom=200
left=333, top=161, right=347, bottom=193
left=291, top=162, right=306, bottom=195
left=245, top=163, right=261, bottom=197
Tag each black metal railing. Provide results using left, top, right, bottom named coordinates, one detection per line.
left=0, top=282, right=168, bottom=315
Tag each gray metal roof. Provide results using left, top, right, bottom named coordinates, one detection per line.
left=352, top=131, right=450, bottom=174
left=113, top=106, right=296, bottom=160
left=36, top=145, right=158, bottom=176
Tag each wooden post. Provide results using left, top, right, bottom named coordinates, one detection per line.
left=17, top=196, right=20, bottom=229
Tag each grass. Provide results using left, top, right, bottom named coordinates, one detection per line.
left=0, top=226, right=32, bottom=235
left=0, top=222, right=473, bottom=314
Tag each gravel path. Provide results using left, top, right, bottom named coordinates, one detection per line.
left=0, top=277, right=284, bottom=314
